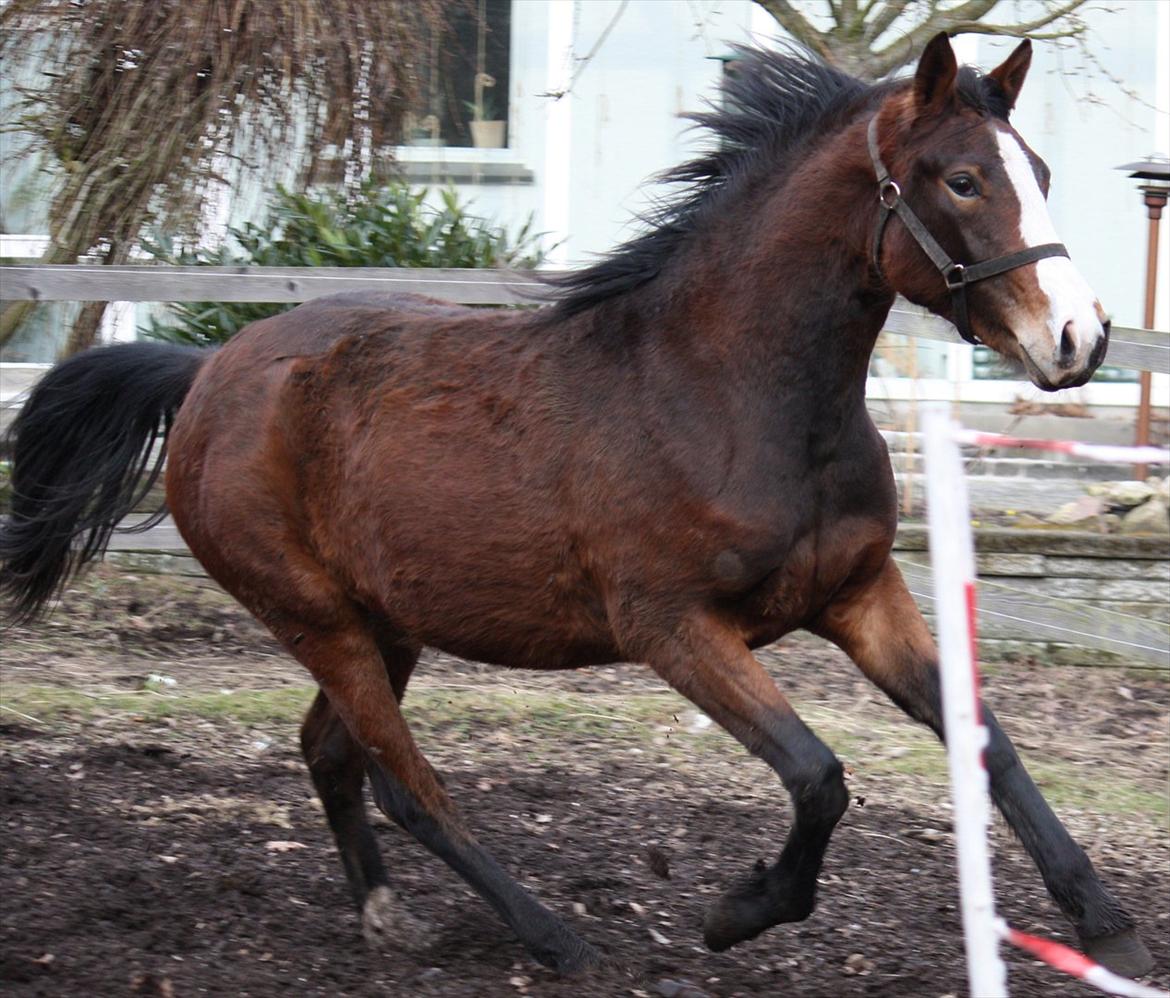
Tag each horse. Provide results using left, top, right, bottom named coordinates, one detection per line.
left=1, top=34, right=1152, bottom=980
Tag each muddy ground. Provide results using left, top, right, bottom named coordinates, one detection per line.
left=1, top=568, right=1168, bottom=997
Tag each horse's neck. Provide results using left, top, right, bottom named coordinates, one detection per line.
left=642, top=130, right=893, bottom=419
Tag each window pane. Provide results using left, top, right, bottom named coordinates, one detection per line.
left=405, top=0, right=511, bottom=149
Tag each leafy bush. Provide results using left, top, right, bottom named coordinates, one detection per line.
left=144, top=181, right=545, bottom=347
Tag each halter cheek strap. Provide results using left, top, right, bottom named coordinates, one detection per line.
left=866, top=116, right=1069, bottom=347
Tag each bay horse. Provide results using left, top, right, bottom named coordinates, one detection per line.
left=1, top=35, right=1152, bottom=978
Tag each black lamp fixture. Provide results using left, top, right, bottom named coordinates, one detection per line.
left=1118, top=156, right=1170, bottom=185
left=1115, top=155, right=1169, bottom=479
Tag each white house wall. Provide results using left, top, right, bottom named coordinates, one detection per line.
left=422, top=1, right=754, bottom=264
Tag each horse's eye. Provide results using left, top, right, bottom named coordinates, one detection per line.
left=946, top=174, right=979, bottom=199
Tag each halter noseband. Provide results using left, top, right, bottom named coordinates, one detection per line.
left=866, top=116, right=1069, bottom=346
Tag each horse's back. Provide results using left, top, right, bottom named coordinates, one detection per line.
left=231, top=291, right=476, bottom=356
left=296, top=289, right=475, bottom=318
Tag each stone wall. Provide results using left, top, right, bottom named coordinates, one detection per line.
left=894, top=526, right=1170, bottom=668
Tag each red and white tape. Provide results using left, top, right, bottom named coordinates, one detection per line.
left=923, top=405, right=1006, bottom=996
left=922, top=403, right=1167, bottom=998
left=997, top=921, right=1168, bottom=998
left=953, top=429, right=1170, bottom=466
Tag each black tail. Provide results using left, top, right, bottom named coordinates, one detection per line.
left=0, top=342, right=207, bottom=623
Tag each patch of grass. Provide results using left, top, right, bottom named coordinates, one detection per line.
left=4, top=680, right=1164, bottom=829
left=779, top=705, right=1170, bottom=831
left=1, top=683, right=315, bottom=726
left=403, top=686, right=694, bottom=742
left=1023, top=758, right=1170, bottom=826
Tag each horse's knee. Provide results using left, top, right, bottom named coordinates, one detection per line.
left=817, top=757, right=849, bottom=824
left=791, top=752, right=848, bottom=831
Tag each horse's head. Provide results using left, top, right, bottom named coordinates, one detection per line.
left=870, top=33, right=1107, bottom=391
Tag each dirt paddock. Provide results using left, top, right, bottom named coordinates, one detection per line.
left=1, top=569, right=1168, bottom=997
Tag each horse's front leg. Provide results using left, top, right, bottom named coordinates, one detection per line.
left=814, top=556, right=1153, bottom=978
left=639, top=614, right=849, bottom=951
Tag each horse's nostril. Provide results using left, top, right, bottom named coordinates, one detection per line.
left=1059, top=322, right=1077, bottom=367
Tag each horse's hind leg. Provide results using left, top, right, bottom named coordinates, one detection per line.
left=300, top=640, right=427, bottom=948
left=638, top=615, right=849, bottom=951
left=278, top=593, right=597, bottom=973
left=814, top=557, right=1152, bottom=978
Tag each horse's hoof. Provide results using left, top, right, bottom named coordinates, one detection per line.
left=702, top=871, right=813, bottom=951
left=362, top=885, right=434, bottom=952
left=655, top=978, right=712, bottom=997
left=542, top=936, right=605, bottom=977
left=703, top=891, right=767, bottom=952
left=1080, top=928, right=1154, bottom=979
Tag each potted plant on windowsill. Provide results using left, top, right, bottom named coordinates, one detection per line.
left=404, top=112, right=444, bottom=148
left=467, top=71, right=505, bottom=148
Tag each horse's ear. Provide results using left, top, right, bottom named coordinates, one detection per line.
left=988, top=38, right=1032, bottom=111
left=913, top=32, right=958, bottom=113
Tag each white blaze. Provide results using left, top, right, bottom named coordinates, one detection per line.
left=995, top=129, right=1102, bottom=350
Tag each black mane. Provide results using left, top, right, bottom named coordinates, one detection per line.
left=544, top=45, right=1009, bottom=318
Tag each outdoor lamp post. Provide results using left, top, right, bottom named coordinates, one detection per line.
left=1116, top=156, right=1170, bottom=481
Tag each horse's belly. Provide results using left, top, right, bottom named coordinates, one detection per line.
left=395, top=584, right=620, bottom=670
left=332, top=515, right=619, bottom=668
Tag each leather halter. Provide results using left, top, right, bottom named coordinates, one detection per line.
left=866, top=116, right=1069, bottom=346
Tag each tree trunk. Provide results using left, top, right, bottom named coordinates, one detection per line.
left=0, top=301, right=38, bottom=352
left=0, top=241, right=81, bottom=351
left=62, top=300, right=109, bottom=357
left=61, top=241, right=135, bottom=357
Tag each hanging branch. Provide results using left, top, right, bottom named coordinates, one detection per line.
left=0, top=0, right=446, bottom=354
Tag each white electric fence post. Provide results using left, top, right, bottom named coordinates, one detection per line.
left=921, top=402, right=1009, bottom=998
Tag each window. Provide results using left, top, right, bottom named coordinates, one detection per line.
left=405, top=0, right=511, bottom=150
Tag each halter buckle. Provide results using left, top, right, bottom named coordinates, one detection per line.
left=878, top=180, right=901, bottom=209
left=944, top=263, right=967, bottom=290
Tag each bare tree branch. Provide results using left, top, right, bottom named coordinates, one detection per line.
left=961, top=0, right=1091, bottom=37
left=867, top=0, right=1091, bottom=79
left=869, top=0, right=1000, bottom=73
left=840, top=0, right=863, bottom=37
left=753, top=0, right=1094, bottom=82
left=753, top=0, right=835, bottom=61
left=862, top=0, right=911, bottom=47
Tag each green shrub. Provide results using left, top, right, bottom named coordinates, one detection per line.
left=143, top=181, right=545, bottom=347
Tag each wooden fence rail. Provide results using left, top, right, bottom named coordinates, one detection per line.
left=2, top=263, right=1168, bottom=373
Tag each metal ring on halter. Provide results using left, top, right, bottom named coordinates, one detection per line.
left=879, top=180, right=901, bottom=208
left=945, top=263, right=967, bottom=290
